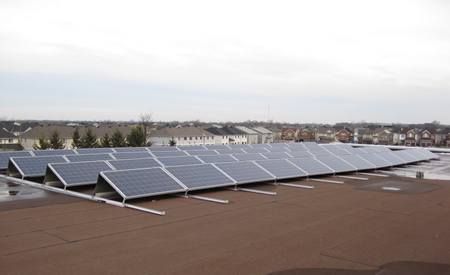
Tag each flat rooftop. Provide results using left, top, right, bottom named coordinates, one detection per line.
left=1, top=155, right=450, bottom=274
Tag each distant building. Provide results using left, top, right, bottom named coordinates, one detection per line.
left=234, top=126, right=259, bottom=144
left=203, top=126, right=247, bottom=145
left=149, top=125, right=215, bottom=147
left=252, top=127, right=273, bottom=144
left=1, top=128, right=20, bottom=150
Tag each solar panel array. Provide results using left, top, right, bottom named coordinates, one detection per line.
left=3, top=143, right=440, bottom=202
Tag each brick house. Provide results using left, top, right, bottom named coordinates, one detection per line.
left=335, top=127, right=354, bottom=143
left=404, top=129, right=417, bottom=146
left=298, top=127, right=316, bottom=142
left=417, top=128, right=437, bottom=147
left=281, top=128, right=297, bottom=142
left=437, top=128, right=450, bottom=147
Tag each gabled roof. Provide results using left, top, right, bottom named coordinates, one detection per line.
left=252, top=127, right=273, bottom=134
left=0, top=128, right=17, bottom=139
left=150, top=126, right=214, bottom=138
left=19, top=124, right=133, bottom=139
left=234, top=126, right=258, bottom=134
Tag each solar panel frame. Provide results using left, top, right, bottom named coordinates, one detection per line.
left=98, top=167, right=187, bottom=199
left=255, top=159, right=307, bottom=179
left=8, top=155, right=68, bottom=177
left=165, top=164, right=236, bottom=190
left=0, top=151, right=33, bottom=169
left=214, top=161, right=275, bottom=184
left=46, top=161, right=113, bottom=186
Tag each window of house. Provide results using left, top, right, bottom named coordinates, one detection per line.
left=189, top=137, right=192, bottom=140
left=184, top=137, right=187, bottom=140
left=9, top=139, right=13, bottom=143
left=408, top=133, right=414, bottom=137
left=423, top=133, right=429, bottom=138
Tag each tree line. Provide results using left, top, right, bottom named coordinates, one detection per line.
left=33, top=125, right=152, bottom=150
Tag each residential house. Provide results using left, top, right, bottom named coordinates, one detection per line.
left=19, top=124, right=134, bottom=150
left=1, top=121, right=39, bottom=136
left=437, top=128, right=450, bottom=147
left=234, top=126, right=259, bottom=144
left=377, top=129, right=393, bottom=145
left=316, top=127, right=335, bottom=144
left=404, top=129, right=417, bottom=146
left=298, top=127, right=316, bottom=142
left=252, top=127, right=273, bottom=144
left=1, top=128, right=20, bottom=151
left=203, top=126, right=247, bottom=145
left=335, top=127, right=354, bottom=143
left=149, top=125, right=215, bottom=147
left=267, top=127, right=283, bottom=142
left=281, top=128, right=297, bottom=142
left=417, top=128, right=438, bottom=147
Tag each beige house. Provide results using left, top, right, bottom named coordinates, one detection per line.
left=149, top=126, right=215, bottom=147
left=19, top=124, right=133, bottom=150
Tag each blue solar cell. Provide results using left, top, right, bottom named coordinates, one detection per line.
left=166, top=164, right=235, bottom=190
left=9, top=156, right=68, bottom=177
left=261, top=152, right=292, bottom=159
left=113, top=147, right=149, bottom=153
left=99, top=168, right=186, bottom=199
left=184, top=150, right=219, bottom=156
left=265, top=147, right=290, bottom=153
left=308, top=150, right=334, bottom=157
left=242, top=148, right=270, bottom=154
left=215, top=161, right=275, bottom=183
left=148, top=147, right=181, bottom=152
left=288, top=158, right=334, bottom=176
left=47, top=161, right=113, bottom=186
left=151, top=151, right=189, bottom=158
left=203, top=145, right=231, bottom=150
left=315, top=156, right=356, bottom=173
left=358, top=153, right=392, bottom=168
left=375, top=152, right=406, bottom=166
left=75, top=148, right=115, bottom=154
left=337, top=155, right=376, bottom=170
left=287, top=151, right=314, bottom=158
left=255, top=159, right=307, bottom=179
left=0, top=151, right=32, bottom=169
left=216, top=149, right=246, bottom=155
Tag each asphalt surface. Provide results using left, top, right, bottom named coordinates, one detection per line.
left=1, top=157, right=450, bottom=274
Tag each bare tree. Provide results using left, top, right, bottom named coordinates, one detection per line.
left=139, top=112, right=154, bottom=145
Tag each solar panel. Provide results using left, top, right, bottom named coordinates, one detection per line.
left=287, top=151, right=314, bottom=158
left=151, top=151, right=189, bottom=158
left=375, top=152, right=406, bottom=166
left=215, top=161, right=275, bottom=184
left=75, top=148, right=115, bottom=154
left=321, top=144, right=340, bottom=150
left=415, top=148, right=439, bottom=159
left=265, top=147, right=290, bottom=153
left=66, top=153, right=114, bottom=162
left=148, top=146, right=180, bottom=151
left=178, top=146, right=207, bottom=151
left=0, top=151, right=32, bottom=169
left=255, top=159, right=307, bottom=179
left=359, top=147, right=381, bottom=153
left=108, top=158, right=161, bottom=170
left=288, top=158, right=334, bottom=176
left=197, top=155, right=238, bottom=164
left=203, top=145, right=231, bottom=150
left=157, top=156, right=203, bottom=167
left=46, top=161, right=113, bottom=186
left=404, top=149, right=434, bottom=161
left=358, top=153, right=392, bottom=168
left=249, top=144, right=270, bottom=148
left=8, top=155, right=68, bottom=177
left=165, top=164, right=235, bottom=190
left=287, top=146, right=309, bottom=152
left=301, top=142, right=322, bottom=149
left=113, top=147, right=149, bottom=153
left=184, top=150, right=219, bottom=156
left=344, top=148, right=368, bottom=155
left=242, top=148, right=270, bottom=154
left=337, top=155, right=376, bottom=171
left=232, top=153, right=267, bottom=161
left=391, top=150, right=419, bottom=163
left=374, top=146, right=392, bottom=152
left=308, top=150, right=334, bottom=157
left=229, top=144, right=252, bottom=149
left=261, top=152, right=292, bottom=159
left=215, top=149, right=246, bottom=155
left=98, top=168, right=186, bottom=199
left=268, top=143, right=289, bottom=148
left=32, top=149, right=76, bottom=156
left=328, top=149, right=352, bottom=156
left=111, top=151, right=153, bottom=160
left=316, top=156, right=356, bottom=173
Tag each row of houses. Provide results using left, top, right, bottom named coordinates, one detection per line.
left=280, top=126, right=450, bottom=147
left=1, top=123, right=276, bottom=150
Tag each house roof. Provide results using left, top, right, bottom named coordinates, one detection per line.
left=252, top=127, right=273, bottom=134
left=0, top=128, right=16, bottom=139
left=234, top=126, right=258, bottom=135
left=150, top=126, right=214, bottom=138
left=19, top=124, right=133, bottom=139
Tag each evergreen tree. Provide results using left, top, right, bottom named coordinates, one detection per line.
left=80, top=127, right=98, bottom=148
left=111, top=128, right=127, bottom=147
left=15, top=139, right=24, bottom=151
left=48, top=129, right=64, bottom=149
left=101, top=132, right=112, bottom=148
left=71, top=127, right=82, bottom=148
left=32, top=134, right=50, bottom=150
left=127, top=125, right=147, bottom=147
left=168, top=135, right=177, bottom=146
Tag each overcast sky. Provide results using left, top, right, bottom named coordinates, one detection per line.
left=1, top=0, right=449, bottom=125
